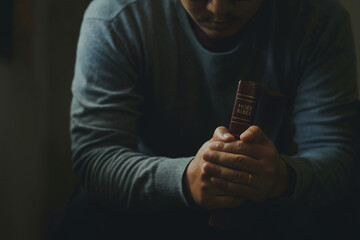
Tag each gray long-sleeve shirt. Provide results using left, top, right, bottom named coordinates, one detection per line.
left=69, top=0, right=358, bottom=232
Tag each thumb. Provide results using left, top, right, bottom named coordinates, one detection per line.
left=212, top=126, right=235, bottom=142
left=240, top=125, right=269, bottom=144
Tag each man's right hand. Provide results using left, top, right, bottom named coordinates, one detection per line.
left=183, top=128, right=245, bottom=210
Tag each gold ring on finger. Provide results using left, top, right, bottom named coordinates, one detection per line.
left=248, top=173, right=253, bottom=185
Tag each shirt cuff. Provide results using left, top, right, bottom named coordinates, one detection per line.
left=270, top=154, right=316, bottom=207
left=154, top=156, right=194, bottom=207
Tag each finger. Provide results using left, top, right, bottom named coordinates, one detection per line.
left=203, top=150, right=260, bottom=172
left=211, top=177, right=261, bottom=201
left=240, top=125, right=269, bottom=144
left=201, top=178, right=230, bottom=196
left=195, top=175, right=235, bottom=204
left=203, top=162, right=258, bottom=188
left=208, top=141, right=267, bottom=160
left=212, top=126, right=235, bottom=142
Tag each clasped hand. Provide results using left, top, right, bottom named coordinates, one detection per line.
left=184, top=126, right=289, bottom=210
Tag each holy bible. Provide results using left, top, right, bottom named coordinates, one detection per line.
left=208, top=80, right=286, bottom=230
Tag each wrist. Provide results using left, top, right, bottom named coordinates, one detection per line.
left=281, top=162, right=296, bottom=197
left=182, top=161, right=197, bottom=208
left=270, top=157, right=291, bottom=198
left=274, top=157, right=296, bottom=198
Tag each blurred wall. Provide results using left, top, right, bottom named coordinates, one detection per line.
left=0, top=0, right=89, bottom=239
left=0, top=1, right=359, bottom=240
left=0, top=0, right=48, bottom=239
left=45, top=0, right=90, bottom=237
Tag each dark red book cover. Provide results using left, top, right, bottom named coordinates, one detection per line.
left=208, top=80, right=286, bottom=230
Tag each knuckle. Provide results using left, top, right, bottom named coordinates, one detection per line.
left=214, top=152, right=221, bottom=163
left=234, top=155, right=244, bottom=167
left=213, top=151, right=219, bottom=162
left=236, top=141, right=244, bottom=152
left=230, top=171, right=242, bottom=183
left=217, top=166, right=222, bottom=177
left=213, top=141, right=224, bottom=150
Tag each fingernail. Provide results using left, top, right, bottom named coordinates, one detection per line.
left=223, top=133, right=232, bottom=139
left=223, top=133, right=233, bottom=139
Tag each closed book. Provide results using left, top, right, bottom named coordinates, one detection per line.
left=208, top=80, right=286, bottom=230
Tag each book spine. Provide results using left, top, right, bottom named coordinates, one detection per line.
left=229, top=80, right=260, bottom=140
left=208, top=80, right=260, bottom=229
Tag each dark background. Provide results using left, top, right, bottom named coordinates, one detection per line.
left=0, top=0, right=13, bottom=58
left=0, top=0, right=359, bottom=239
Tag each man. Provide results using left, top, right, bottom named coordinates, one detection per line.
left=58, top=0, right=358, bottom=239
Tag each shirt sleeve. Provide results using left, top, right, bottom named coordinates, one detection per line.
left=274, top=11, right=358, bottom=207
left=70, top=17, right=193, bottom=213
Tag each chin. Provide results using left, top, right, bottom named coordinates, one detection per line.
left=198, top=22, right=244, bottom=39
left=202, top=29, right=238, bottom=39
